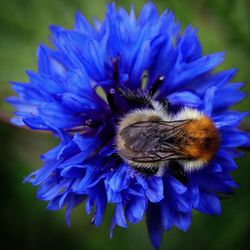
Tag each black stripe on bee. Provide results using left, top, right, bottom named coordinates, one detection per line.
left=132, top=165, right=159, bottom=176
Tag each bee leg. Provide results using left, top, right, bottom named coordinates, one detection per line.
left=160, top=99, right=170, bottom=112
left=168, top=161, right=188, bottom=185
left=117, top=87, right=154, bottom=109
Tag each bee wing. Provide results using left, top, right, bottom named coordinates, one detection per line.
left=118, top=120, right=189, bottom=163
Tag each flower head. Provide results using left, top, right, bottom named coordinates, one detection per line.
left=7, top=2, right=249, bottom=249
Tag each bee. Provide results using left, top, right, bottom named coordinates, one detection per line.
left=116, top=88, right=220, bottom=181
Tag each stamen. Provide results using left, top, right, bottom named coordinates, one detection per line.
left=150, top=75, right=165, bottom=95
left=111, top=56, right=120, bottom=83
left=141, top=70, right=149, bottom=89
left=65, top=118, right=101, bottom=134
left=109, top=88, right=116, bottom=94
left=106, top=56, right=121, bottom=112
left=64, top=125, right=89, bottom=135
left=84, top=118, right=101, bottom=129
left=107, top=88, right=118, bottom=112
left=85, top=118, right=93, bottom=126
left=90, top=215, right=96, bottom=224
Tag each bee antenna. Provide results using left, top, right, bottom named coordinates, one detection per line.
left=117, top=86, right=154, bottom=108
left=111, top=55, right=121, bottom=83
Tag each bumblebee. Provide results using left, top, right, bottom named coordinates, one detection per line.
left=116, top=88, right=220, bottom=180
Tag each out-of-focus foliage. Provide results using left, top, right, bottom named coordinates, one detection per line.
left=0, top=0, right=249, bottom=249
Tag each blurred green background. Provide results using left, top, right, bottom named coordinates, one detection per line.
left=0, top=0, right=249, bottom=249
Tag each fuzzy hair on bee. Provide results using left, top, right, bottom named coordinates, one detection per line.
left=115, top=88, right=220, bottom=178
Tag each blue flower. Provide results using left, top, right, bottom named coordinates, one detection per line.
left=7, top=2, right=250, bottom=249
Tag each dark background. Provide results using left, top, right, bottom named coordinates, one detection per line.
left=0, top=0, right=249, bottom=249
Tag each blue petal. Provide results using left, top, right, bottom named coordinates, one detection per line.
left=28, top=162, right=57, bottom=185
left=50, top=28, right=88, bottom=71
left=179, top=26, right=201, bottom=62
left=129, top=40, right=151, bottom=88
left=93, top=183, right=107, bottom=227
left=221, top=129, right=249, bottom=148
left=174, top=211, right=192, bottom=232
left=215, top=149, right=238, bottom=171
left=125, top=189, right=146, bottom=223
left=37, top=44, right=67, bottom=77
left=40, top=143, right=64, bottom=161
left=213, top=83, right=246, bottom=111
left=57, top=152, right=92, bottom=169
left=203, top=86, right=217, bottom=115
left=189, top=185, right=199, bottom=207
left=109, top=216, right=116, bottom=239
left=193, top=172, right=236, bottom=194
left=64, top=69, right=91, bottom=96
left=168, top=175, right=187, bottom=194
left=165, top=175, right=191, bottom=212
left=73, top=134, right=99, bottom=151
left=38, top=102, right=82, bottom=129
left=115, top=202, right=128, bottom=228
left=57, top=139, right=79, bottom=161
left=23, top=117, right=49, bottom=130
left=214, top=111, right=250, bottom=128
left=79, top=39, right=107, bottom=81
left=65, top=194, right=86, bottom=226
left=108, top=164, right=129, bottom=192
left=61, top=92, right=101, bottom=113
left=210, top=163, right=223, bottom=173
left=144, top=177, right=164, bottom=203
left=37, top=178, right=67, bottom=200
left=37, top=45, right=52, bottom=75
left=171, top=194, right=192, bottom=213
left=47, top=194, right=65, bottom=210
left=168, top=91, right=202, bottom=108
left=60, top=165, right=85, bottom=178
left=98, top=142, right=117, bottom=157
left=74, top=11, right=97, bottom=38
left=189, top=68, right=237, bottom=95
left=148, top=38, right=177, bottom=90
left=76, top=165, right=104, bottom=192
left=169, top=52, right=225, bottom=90
left=27, top=70, right=65, bottom=94
left=195, top=192, right=222, bottom=215
left=161, top=199, right=175, bottom=231
left=85, top=197, right=94, bottom=215
left=146, top=203, right=164, bottom=249
left=105, top=184, right=122, bottom=203
left=138, top=2, right=158, bottom=25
